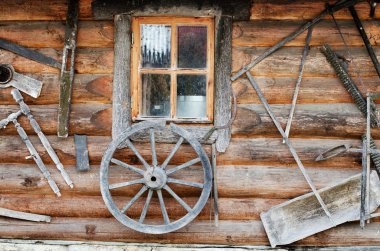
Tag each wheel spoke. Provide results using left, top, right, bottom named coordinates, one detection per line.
left=166, top=157, right=201, bottom=175
left=164, top=185, right=192, bottom=212
left=167, top=178, right=203, bottom=188
left=111, top=158, right=145, bottom=175
left=121, top=186, right=148, bottom=213
left=109, top=178, right=145, bottom=190
left=157, top=189, right=170, bottom=224
left=124, top=138, right=150, bottom=170
left=139, top=189, right=153, bottom=223
left=161, top=137, right=184, bottom=170
left=150, top=128, right=158, bottom=166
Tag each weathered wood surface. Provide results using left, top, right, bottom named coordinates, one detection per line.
left=233, top=20, right=380, bottom=47
left=0, top=135, right=370, bottom=168
left=251, top=1, right=376, bottom=21
left=0, top=74, right=112, bottom=105
left=232, top=46, right=380, bottom=77
left=1, top=103, right=379, bottom=138
left=0, top=193, right=280, bottom=220
left=233, top=76, right=380, bottom=104
left=0, top=163, right=361, bottom=199
left=112, top=14, right=132, bottom=140
left=3, top=46, right=380, bottom=77
left=0, top=0, right=93, bottom=21
left=0, top=48, right=113, bottom=74
left=214, top=16, right=233, bottom=152
left=0, top=217, right=379, bottom=246
left=5, top=19, right=380, bottom=49
left=0, top=21, right=113, bottom=48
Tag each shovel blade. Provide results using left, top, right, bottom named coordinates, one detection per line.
left=261, top=171, right=380, bottom=247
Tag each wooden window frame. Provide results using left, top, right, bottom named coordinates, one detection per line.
left=112, top=10, right=232, bottom=152
left=130, top=17, right=215, bottom=123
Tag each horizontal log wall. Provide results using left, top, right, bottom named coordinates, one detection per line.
left=0, top=0, right=379, bottom=248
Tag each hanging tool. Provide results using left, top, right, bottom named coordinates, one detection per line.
left=349, top=5, right=380, bottom=79
left=0, top=64, right=43, bottom=98
left=369, top=0, right=380, bottom=17
left=246, top=71, right=333, bottom=222
left=0, top=38, right=61, bottom=69
left=261, top=171, right=380, bottom=247
left=0, top=207, right=51, bottom=223
left=283, top=27, right=313, bottom=142
left=231, top=0, right=359, bottom=82
left=321, top=44, right=379, bottom=127
left=74, top=134, right=90, bottom=172
left=11, top=89, right=74, bottom=188
left=58, top=0, right=79, bottom=138
left=0, top=111, right=61, bottom=196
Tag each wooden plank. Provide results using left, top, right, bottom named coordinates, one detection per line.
left=0, top=21, right=113, bottom=48
left=233, top=20, right=380, bottom=47
left=233, top=76, right=380, bottom=105
left=214, top=16, right=233, bottom=152
left=0, top=193, right=281, bottom=220
left=0, top=163, right=363, bottom=199
left=251, top=1, right=375, bottom=21
left=0, top=0, right=93, bottom=21
left=112, top=14, right=132, bottom=140
left=0, top=217, right=379, bottom=246
left=0, top=48, right=113, bottom=74
left=232, top=46, right=380, bottom=77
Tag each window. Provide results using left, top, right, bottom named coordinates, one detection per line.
left=130, top=17, right=214, bottom=123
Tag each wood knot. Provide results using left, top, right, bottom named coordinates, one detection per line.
left=21, top=177, right=40, bottom=187
left=85, top=224, right=96, bottom=235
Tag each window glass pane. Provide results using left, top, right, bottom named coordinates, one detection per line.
left=176, top=75, right=206, bottom=118
left=178, top=26, right=207, bottom=69
left=141, top=24, right=171, bottom=68
left=141, top=74, right=171, bottom=117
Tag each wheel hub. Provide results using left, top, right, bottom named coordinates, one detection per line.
left=144, top=167, right=167, bottom=190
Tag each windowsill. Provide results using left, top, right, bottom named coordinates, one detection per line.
left=132, top=116, right=213, bottom=124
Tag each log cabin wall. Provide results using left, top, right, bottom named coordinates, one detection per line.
left=0, top=0, right=379, bottom=248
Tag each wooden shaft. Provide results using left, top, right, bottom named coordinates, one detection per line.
left=12, top=89, right=74, bottom=188
left=283, top=27, right=313, bottom=142
left=349, top=6, right=380, bottom=79
left=246, top=71, right=333, bottom=221
left=231, top=0, right=359, bottom=81
left=12, top=119, right=61, bottom=197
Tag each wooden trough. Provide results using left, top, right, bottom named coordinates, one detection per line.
left=261, top=171, right=380, bottom=247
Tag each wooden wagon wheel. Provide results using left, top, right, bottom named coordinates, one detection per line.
left=100, top=121, right=212, bottom=234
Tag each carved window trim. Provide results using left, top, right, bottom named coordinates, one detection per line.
left=111, top=7, right=232, bottom=152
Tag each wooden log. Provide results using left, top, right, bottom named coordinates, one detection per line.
left=0, top=48, right=113, bottom=74
left=0, top=21, right=113, bottom=48
left=0, top=0, right=93, bottom=21
left=0, top=217, right=379, bottom=246
left=233, top=76, right=380, bottom=105
left=0, top=104, right=112, bottom=136
left=0, top=135, right=212, bottom=165
left=0, top=193, right=281, bottom=220
left=233, top=20, right=380, bottom=47
left=251, top=1, right=375, bottom=21
left=232, top=46, right=380, bottom=77
left=0, top=74, right=112, bottom=105
left=0, top=135, right=367, bottom=168
left=232, top=103, right=380, bottom=138
left=0, top=163, right=362, bottom=199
